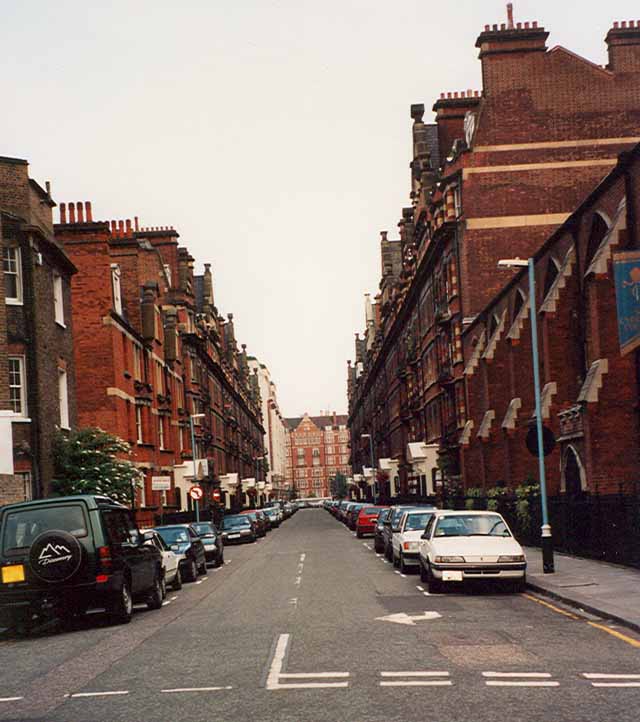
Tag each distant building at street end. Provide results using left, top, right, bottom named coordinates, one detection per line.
left=55, top=204, right=264, bottom=523
left=0, top=156, right=77, bottom=505
left=285, top=412, right=350, bottom=498
left=248, top=358, right=288, bottom=502
left=348, top=12, right=640, bottom=496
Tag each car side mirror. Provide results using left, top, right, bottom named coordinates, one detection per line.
left=392, top=527, right=400, bottom=533
left=421, top=532, right=430, bottom=540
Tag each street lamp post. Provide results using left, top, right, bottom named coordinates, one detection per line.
left=190, top=413, right=205, bottom=523
left=361, top=434, right=376, bottom=503
left=498, top=258, right=554, bottom=573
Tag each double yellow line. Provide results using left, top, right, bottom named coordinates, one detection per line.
left=524, top=593, right=640, bottom=648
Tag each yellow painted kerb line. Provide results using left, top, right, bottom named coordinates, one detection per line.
left=524, top=593, right=640, bottom=648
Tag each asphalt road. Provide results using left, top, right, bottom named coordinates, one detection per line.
left=1, top=509, right=639, bottom=722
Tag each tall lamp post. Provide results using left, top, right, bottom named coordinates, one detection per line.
left=361, top=433, right=376, bottom=503
left=498, top=258, right=554, bottom=573
left=190, top=412, right=205, bottom=523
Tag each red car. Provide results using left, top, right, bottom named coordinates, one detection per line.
left=356, top=506, right=388, bottom=538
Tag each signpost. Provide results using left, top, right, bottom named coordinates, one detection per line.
left=212, top=489, right=221, bottom=503
left=189, top=485, right=203, bottom=523
left=152, top=476, right=172, bottom=525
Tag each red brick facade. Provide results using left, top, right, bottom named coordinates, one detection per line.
left=285, top=413, right=350, bottom=498
left=348, top=13, right=640, bottom=496
left=56, top=203, right=264, bottom=524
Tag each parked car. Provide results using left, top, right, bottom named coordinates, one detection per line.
left=417, top=510, right=527, bottom=593
left=263, top=508, right=281, bottom=528
left=221, top=514, right=257, bottom=544
left=382, top=505, right=421, bottom=560
left=154, top=525, right=207, bottom=583
left=373, top=508, right=392, bottom=552
left=391, top=509, right=437, bottom=573
left=356, top=506, right=387, bottom=538
left=0, top=495, right=164, bottom=631
left=347, top=503, right=368, bottom=530
left=143, top=529, right=183, bottom=593
left=190, top=522, right=224, bottom=567
left=241, top=511, right=267, bottom=537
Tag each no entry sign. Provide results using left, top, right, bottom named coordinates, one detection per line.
left=189, top=485, right=204, bottom=501
left=212, top=489, right=221, bottom=502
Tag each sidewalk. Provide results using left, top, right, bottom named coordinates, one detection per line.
left=525, top=546, right=640, bottom=633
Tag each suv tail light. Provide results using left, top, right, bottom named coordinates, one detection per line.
left=97, top=545, right=112, bottom=572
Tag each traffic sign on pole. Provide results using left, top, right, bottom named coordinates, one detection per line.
left=189, top=486, right=203, bottom=501
left=212, top=489, right=221, bottom=503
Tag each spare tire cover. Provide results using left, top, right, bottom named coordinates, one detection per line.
left=28, top=530, right=83, bottom=583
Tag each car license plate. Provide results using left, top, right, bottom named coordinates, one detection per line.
left=442, top=570, right=463, bottom=582
left=1, top=564, right=25, bottom=584
left=229, top=534, right=241, bottom=539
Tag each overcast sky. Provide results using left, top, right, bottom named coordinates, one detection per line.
left=2, top=0, right=636, bottom=417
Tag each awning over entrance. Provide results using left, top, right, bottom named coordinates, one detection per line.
left=406, top=442, right=439, bottom=496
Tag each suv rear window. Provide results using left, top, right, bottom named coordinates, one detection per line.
left=2, top=505, right=88, bottom=553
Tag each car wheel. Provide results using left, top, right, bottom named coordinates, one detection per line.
left=199, top=559, right=208, bottom=576
left=426, top=564, right=443, bottom=594
left=356, top=530, right=363, bottom=539
left=109, top=579, right=133, bottom=624
left=215, top=552, right=224, bottom=568
left=399, top=552, right=409, bottom=574
left=160, top=574, right=167, bottom=600
left=392, top=551, right=400, bottom=568
left=171, top=568, right=182, bottom=591
left=419, top=559, right=429, bottom=583
left=185, top=559, right=198, bottom=583
left=147, top=573, right=164, bottom=611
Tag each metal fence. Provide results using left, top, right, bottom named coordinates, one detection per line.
left=391, top=489, right=640, bottom=569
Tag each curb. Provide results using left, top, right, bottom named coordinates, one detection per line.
left=526, top=580, right=640, bottom=636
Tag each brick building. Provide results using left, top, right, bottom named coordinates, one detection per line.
left=0, top=156, right=77, bottom=505
left=348, top=12, right=640, bottom=496
left=461, top=145, right=640, bottom=495
left=285, top=413, right=350, bottom=498
left=55, top=203, right=264, bottom=523
left=248, top=357, right=288, bottom=501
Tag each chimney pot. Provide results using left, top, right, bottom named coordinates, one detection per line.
left=118, top=220, right=125, bottom=235
left=507, top=2, right=514, bottom=29
left=621, top=20, right=628, bottom=28
left=126, top=219, right=132, bottom=233
left=532, top=21, right=538, bottom=28
left=110, top=220, right=117, bottom=234
left=484, top=24, right=490, bottom=31
left=45, top=181, right=51, bottom=194
left=440, top=92, right=445, bottom=99
left=60, top=203, right=67, bottom=224
left=492, top=24, right=498, bottom=31
left=85, top=201, right=93, bottom=222
left=76, top=202, right=84, bottom=223
left=69, top=203, right=76, bottom=223
left=613, top=21, right=619, bottom=28
left=524, top=21, right=530, bottom=28
left=500, top=23, right=506, bottom=30
left=447, top=92, right=452, bottom=98
left=516, top=22, right=522, bottom=29
left=134, top=216, right=139, bottom=231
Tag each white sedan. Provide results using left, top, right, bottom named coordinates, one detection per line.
left=417, top=510, right=527, bottom=593
left=391, top=509, right=437, bottom=573
left=144, top=530, right=183, bottom=595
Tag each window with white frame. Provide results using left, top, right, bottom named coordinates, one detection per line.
left=158, top=415, right=165, bottom=449
left=110, top=264, right=123, bottom=315
left=53, top=273, right=65, bottom=326
left=15, top=471, right=32, bottom=500
left=133, top=344, right=142, bottom=380
left=58, top=367, right=70, bottom=429
left=136, top=406, right=143, bottom=443
left=9, top=356, right=27, bottom=416
left=3, top=246, right=22, bottom=304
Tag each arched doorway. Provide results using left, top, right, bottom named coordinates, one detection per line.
left=564, top=447, right=583, bottom=496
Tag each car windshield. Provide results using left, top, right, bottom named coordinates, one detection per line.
left=156, top=527, right=190, bottom=544
left=223, top=516, right=251, bottom=529
left=2, top=505, right=88, bottom=552
left=192, top=523, right=215, bottom=536
left=391, top=508, right=409, bottom=525
left=361, top=508, right=379, bottom=516
left=378, top=509, right=391, bottom=523
left=265, top=509, right=278, bottom=517
left=434, top=514, right=511, bottom=537
left=404, top=512, right=433, bottom=531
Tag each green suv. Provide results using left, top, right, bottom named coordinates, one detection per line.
left=0, top=495, right=164, bottom=631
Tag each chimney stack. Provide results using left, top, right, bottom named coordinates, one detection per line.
left=69, top=202, right=76, bottom=224
left=85, top=201, right=92, bottom=222
left=507, top=3, right=514, bottom=29
left=59, top=203, right=67, bottom=224
left=606, top=21, right=640, bottom=72
left=76, top=202, right=84, bottom=223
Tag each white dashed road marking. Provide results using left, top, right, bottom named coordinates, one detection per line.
left=0, top=697, right=23, bottom=703
left=483, top=672, right=558, bottom=687
left=583, top=673, right=640, bottom=687
left=161, top=687, right=233, bottom=693
left=67, top=691, right=129, bottom=698
left=380, top=671, right=452, bottom=687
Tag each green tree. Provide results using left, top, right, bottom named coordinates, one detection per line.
left=52, top=428, right=141, bottom=504
left=330, top=472, right=348, bottom=499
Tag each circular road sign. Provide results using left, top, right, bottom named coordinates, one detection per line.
left=525, top=424, right=556, bottom=458
left=212, top=489, right=221, bottom=502
left=189, top=485, right=204, bottom=501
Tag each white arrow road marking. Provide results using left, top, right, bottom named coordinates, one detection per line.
left=483, top=672, right=558, bottom=687
left=583, top=673, right=640, bottom=687
left=266, top=634, right=349, bottom=690
left=376, top=611, right=442, bottom=625
left=380, top=671, right=452, bottom=687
